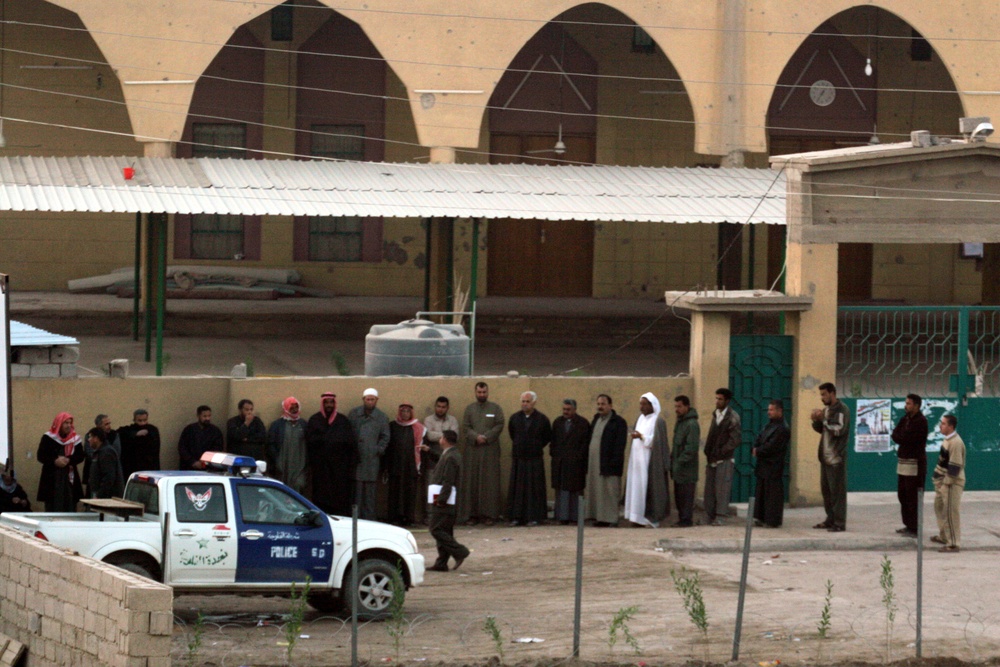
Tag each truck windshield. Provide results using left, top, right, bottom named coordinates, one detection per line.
left=124, top=480, right=159, bottom=515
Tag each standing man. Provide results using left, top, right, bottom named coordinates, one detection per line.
left=426, top=430, right=470, bottom=572
left=891, top=393, right=929, bottom=538
left=85, top=414, right=122, bottom=496
left=384, top=402, right=424, bottom=527
left=752, top=400, right=790, bottom=528
left=550, top=399, right=591, bottom=524
left=86, top=428, right=125, bottom=499
left=306, top=392, right=357, bottom=516
left=37, top=412, right=86, bottom=512
left=624, top=393, right=670, bottom=528
left=267, top=397, right=309, bottom=495
left=118, top=409, right=161, bottom=478
left=811, top=382, right=850, bottom=532
left=459, top=382, right=505, bottom=526
left=347, top=388, right=390, bottom=521
left=703, top=388, right=741, bottom=526
left=507, top=391, right=552, bottom=526
left=584, top=394, right=628, bottom=527
left=670, top=395, right=700, bottom=528
left=178, top=405, right=224, bottom=470
left=421, top=396, right=459, bottom=523
left=932, top=414, right=965, bottom=553
left=227, top=399, right=267, bottom=461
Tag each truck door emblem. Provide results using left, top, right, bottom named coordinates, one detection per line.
left=185, top=487, right=213, bottom=511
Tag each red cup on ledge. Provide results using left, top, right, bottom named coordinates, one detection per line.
left=123, top=166, right=135, bottom=180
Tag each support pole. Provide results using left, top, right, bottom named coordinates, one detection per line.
left=747, top=224, right=756, bottom=333
left=132, top=212, right=141, bottom=341
left=423, top=219, right=432, bottom=313
left=916, top=487, right=924, bottom=658
left=351, top=502, right=359, bottom=667
left=144, top=215, right=154, bottom=362
left=732, top=496, right=755, bottom=661
left=572, top=496, right=585, bottom=658
left=155, top=214, right=167, bottom=376
left=444, top=218, right=454, bottom=314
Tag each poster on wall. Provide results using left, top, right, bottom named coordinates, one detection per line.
left=891, top=398, right=958, bottom=453
left=855, top=399, right=892, bottom=452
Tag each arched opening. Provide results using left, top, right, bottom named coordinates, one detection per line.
left=766, top=7, right=964, bottom=303
left=485, top=3, right=701, bottom=298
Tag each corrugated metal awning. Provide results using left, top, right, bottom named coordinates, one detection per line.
left=10, top=321, right=78, bottom=347
left=0, top=156, right=786, bottom=224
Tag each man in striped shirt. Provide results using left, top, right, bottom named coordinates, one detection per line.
left=931, top=414, right=965, bottom=553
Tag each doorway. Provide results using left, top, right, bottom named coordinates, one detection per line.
left=487, top=134, right=595, bottom=297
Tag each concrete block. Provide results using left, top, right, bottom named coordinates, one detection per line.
left=16, top=346, right=51, bottom=364
left=60, top=363, right=79, bottom=377
left=124, top=585, right=172, bottom=612
left=148, top=611, right=173, bottom=636
left=10, top=363, right=30, bottom=377
left=123, top=632, right=170, bottom=657
left=29, top=363, right=61, bottom=378
left=147, top=657, right=173, bottom=667
left=125, top=610, right=148, bottom=634
left=109, top=359, right=129, bottom=379
left=50, top=345, right=80, bottom=362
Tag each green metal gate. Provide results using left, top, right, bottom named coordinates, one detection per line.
left=729, top=335, right=793, bottom=502
left=838, top=306, right=1000, bottom=491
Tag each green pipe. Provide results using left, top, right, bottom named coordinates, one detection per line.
left=144, top=214, right=154, bottom=361
left=444, top=217, right=455, bottom=314
left=422, top=219, right=431, bottom=312
left=155, top=214, right=167, bottom=377
left=132, top=212, right=141, bottom=341
left=956, top=306, right=970, bottom=401
left=747, top=224, right=755, bottom=334
left=469, top=219, right=479, bottom=312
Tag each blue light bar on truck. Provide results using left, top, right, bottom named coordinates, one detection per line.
left=199, top=451, right=258, bottom=475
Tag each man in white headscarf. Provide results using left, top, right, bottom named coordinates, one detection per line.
left=624, top=393, right=670, bottom=527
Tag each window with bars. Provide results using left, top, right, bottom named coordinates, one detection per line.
left=191, top=214, right=245, bottom=260
left=308, top=217, right=363, bottom=262
left=189, top=123, right=247, bottom=259
left=192, top=123, right=248, bottom=158
left=303, top=125, right=367, bottom=261
left=311, top=124, right=365, bottom=161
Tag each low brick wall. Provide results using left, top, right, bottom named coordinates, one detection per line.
left=0, top=525, right=172, bottom=667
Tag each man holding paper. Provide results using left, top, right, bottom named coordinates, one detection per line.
left=426, top=429, right=470, bottom=572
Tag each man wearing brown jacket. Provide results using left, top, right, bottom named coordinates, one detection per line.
left=703, top=388, right=741, bottom=526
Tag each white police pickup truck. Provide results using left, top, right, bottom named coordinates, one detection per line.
left=0, top=453, right=424, bottom=618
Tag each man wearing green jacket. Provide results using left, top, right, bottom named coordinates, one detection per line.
left=670, top=395, right=700, bottom=527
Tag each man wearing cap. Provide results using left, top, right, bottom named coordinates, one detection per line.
left=384, top=402, right=425, bottom=526
left=307, top=392, right=357, bottom=516
left=459, top=382, right=505, bottom=526
left=348, top=388, right=391, bottom=521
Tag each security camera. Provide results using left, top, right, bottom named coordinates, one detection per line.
left=971, top=121, right=994, bottom=141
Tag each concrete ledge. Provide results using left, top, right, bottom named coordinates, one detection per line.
left=659, top=535, right=922, bottom=553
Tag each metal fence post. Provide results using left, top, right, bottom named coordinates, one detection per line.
left=732, top=496, right=755, bottom=661
left=573, top=496, right=585, bottom=658
left=916, top=488, right=924, bottom=658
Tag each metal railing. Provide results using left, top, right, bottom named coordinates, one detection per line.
left=415, top=301, right=477, bottom=375
left=837, top=306, right=1000, bottom=398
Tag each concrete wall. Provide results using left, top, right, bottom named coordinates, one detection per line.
left=11, top=375, right=693, bottom=507
left=0, top=525, right=172, bottom=667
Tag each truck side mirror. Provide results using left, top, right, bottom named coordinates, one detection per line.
left=295, top=510, right=324, bottom=527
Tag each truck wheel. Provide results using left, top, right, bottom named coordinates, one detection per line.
left=106, top=555, right=158, bottom=581
left=344, top=559, right=402, bottom=620
left=307, top=592, right=343, bottom=613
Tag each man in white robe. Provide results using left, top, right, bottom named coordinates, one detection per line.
left=624, top=393, right=669, bottom=527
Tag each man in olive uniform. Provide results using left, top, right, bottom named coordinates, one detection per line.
left=427, top=430, right=470, bottom=572
left=670, top=395, right=700, bottom=527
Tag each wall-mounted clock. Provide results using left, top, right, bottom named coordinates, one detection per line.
left=809, top=79, right=837, bottom=107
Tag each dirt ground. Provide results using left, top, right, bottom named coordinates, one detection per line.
left=171, top=523, right=1000, bottom=666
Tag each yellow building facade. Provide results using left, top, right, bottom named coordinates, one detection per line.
left=0, top=0, right=994, bottom=303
